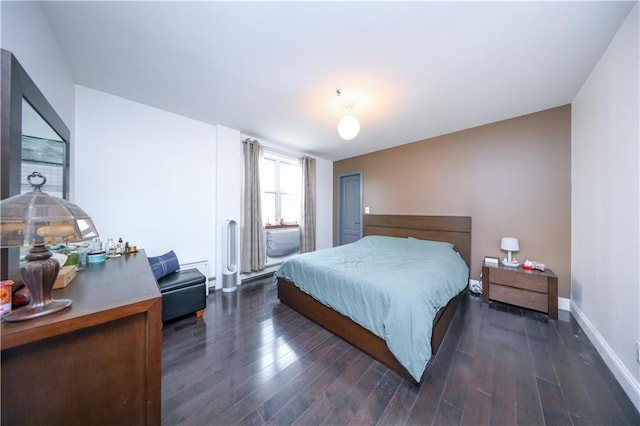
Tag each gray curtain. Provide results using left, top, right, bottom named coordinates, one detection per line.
left=241, top=139, right=265, bottom=272
left=300, top=155, right=316, bottom=253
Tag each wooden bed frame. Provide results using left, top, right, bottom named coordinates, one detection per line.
left=277, top=214, right=472, bottom=384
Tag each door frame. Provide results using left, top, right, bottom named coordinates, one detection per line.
left=337, top=171, right=363, bottom=246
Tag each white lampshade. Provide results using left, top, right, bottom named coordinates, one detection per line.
left=337, top=115, right=360, bottom=140
left=500, top=237, right=519, bottom=252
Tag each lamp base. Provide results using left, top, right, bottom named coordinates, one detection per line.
left=3, top=299, right=72, bottom=322
left=2, top=243, right=73, bottom=322
left=501, top=258, right=520, bottom=268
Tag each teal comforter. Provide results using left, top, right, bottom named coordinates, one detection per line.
left=273, top=235, right=469, bottom=382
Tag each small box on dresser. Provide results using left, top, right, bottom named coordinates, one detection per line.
left=482, top=261, right=558, bottom=319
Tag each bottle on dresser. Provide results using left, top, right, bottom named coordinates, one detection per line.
left=105, top=238, right=116, bottom=257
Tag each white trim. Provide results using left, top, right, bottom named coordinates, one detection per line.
left=558, top=297, right=571, bottom=312
left=571, top=300, right=640, bottom=412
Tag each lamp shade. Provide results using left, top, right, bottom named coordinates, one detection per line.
left=0, top=189, right=99, bottom=248
left=337, top=115, right=360, bottom=140
left=500, top=237, right=519, bottom=252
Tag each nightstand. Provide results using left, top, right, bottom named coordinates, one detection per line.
left=482, top=262, right=558, bottom=319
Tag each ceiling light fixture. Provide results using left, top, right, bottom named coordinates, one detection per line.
left=336, top=89, right=360, bottom=141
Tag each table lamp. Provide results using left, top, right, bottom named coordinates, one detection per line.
left=0, top=172, right=99, bottom=322
left=500, top=237, right=520, bottom=267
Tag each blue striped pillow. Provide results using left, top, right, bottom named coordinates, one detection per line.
left=148, top=250, right=180, bottom=281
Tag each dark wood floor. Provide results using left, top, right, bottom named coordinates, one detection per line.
left=161, top=276, right=640, bottom=425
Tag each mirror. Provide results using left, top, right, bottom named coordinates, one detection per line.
left=1, top=49, right=71, bottom=280
left=21, top=99, right=66, bottom=198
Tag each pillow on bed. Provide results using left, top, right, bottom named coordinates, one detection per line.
left=148, top=250, right=180, bottom=281
left=408, top=236, right=454, bottom=248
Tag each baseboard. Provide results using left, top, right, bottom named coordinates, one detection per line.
left=571, top=301, right=640, bottom=412
left=558, top=297, right=571, bottom=312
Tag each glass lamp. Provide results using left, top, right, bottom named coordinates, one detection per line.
left=500, top=237, right=520, bottom=267
left=337, top=115, right=360, bottom=140
left=0, top=172, right=99, bottom=321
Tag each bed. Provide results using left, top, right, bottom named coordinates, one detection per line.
left=274, top=214, right=471, bottom=384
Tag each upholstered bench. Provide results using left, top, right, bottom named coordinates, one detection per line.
left=157, top=268, right=206, bottom=322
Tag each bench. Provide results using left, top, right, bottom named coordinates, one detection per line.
left=157, top=268, right=206, bottom=322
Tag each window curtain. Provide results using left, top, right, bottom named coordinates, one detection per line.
left=300, top=155, right=316, bottom=253
left=241, top=139, right=265, bottom=273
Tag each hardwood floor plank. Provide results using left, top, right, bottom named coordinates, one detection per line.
left=265, top=346, right=361, bottom=425
left=526, top=334, right=559, bottom=385
left=461, top=386, right=491, bottom=426
left=376, top=379, right=420, bottom=426
left=570, top=412, right=599, bottom=426
left=168, top=315, right=335, bottom=422
left=257, top=340, right=350, bottom=421
left=543, top=321, right=573, bottom=368
left=292, top=351, right=373, bottom=425
left=319, top=363, right=385, bottom=425
left=442, top=351, right=474, bottom=410
left=162, top=312, right=310, bottom=398
left=162, top=312, right=322, bottom=409
left=455, top=294, right=484, bottom=355
left=536, top=376, right=572, bottom=426
left=238, top=409, right=266, bottom=426
left=512, top=351, right=545, bottom=426
left=489, top=356, right=517, bottom=426
left=433, top=400, right=463, bottom=426
left=160, top=279, right=640, bottom=425
left=522, top=309, right=545, bottom=340
left=480, top=306, right=529, bottom=355
left=469, top=337, right=494, bottom=395
left=348, top=370, right=402, bottom=425
left=197, top=334, right=341, bottom=425
left=553, top=362, right=599, bottom=422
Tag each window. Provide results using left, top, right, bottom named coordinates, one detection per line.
left=260, top=151, right=301, bottom=226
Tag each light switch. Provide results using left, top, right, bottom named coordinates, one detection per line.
left=365, top=206, right=370, bottom=214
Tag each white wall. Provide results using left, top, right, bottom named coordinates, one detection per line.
left=74, top=86, right=217, bottom=276
left=0, top=2, right=74, bottom=128
left=571, top=3, right=639, bottom=411
left=0, top=1, right=77, bottom=195
left=215, top=125, right=242, bottom=289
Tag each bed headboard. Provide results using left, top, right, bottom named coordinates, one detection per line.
left=363, top=215, right=472, bottom=269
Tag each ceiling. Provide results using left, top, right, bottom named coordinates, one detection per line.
left=40, top=1, right=635, bottom=161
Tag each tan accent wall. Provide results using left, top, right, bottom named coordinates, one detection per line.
left=334, top=105, right=571, bottom=298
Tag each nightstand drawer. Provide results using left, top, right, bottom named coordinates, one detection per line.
left=489, top=268, right=548, bottom=293
left=489, top=284, right=548, bottom=313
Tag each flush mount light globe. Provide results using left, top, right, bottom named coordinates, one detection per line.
left=336, top=88, right=361, bottom=140
left=338, top=115, right=360, bottom=140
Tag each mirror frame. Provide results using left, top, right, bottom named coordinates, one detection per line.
left=1, top=49, right=71, bottom=280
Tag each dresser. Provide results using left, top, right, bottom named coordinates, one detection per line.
left=1, top=251, right=162, bottom=425
left=482, top=262, right=558, bottom=319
